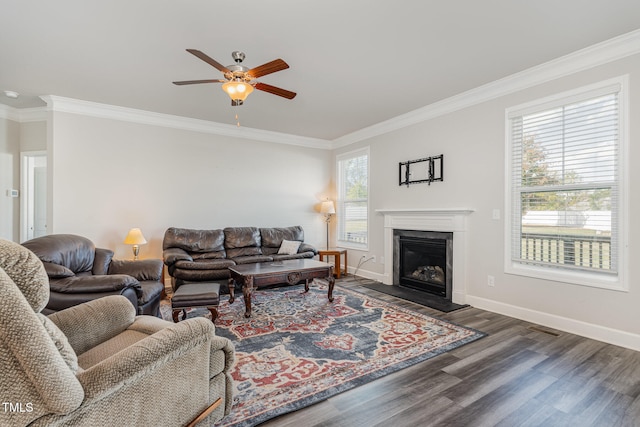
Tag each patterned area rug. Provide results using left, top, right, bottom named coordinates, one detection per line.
left=161, top=281, right=485, bottom=427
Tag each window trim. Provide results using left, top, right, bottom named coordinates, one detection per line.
left=336, top=147, right=370, bottom=251
left=504, top=76, right=628, bottom=291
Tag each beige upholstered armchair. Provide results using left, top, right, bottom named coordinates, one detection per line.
left=0, top=239, right=235, bottom=427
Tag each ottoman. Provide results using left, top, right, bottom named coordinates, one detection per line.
left=171, top=282, right=220, bottom=323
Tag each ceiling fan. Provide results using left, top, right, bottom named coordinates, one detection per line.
left=173, top=49, right=296, bottom=106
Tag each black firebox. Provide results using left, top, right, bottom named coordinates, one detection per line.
left=393, top=229, right=453, bottom=300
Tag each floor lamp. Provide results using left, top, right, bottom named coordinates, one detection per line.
left=321, top=200, right=335, bottom=250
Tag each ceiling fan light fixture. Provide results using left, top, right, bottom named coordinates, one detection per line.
left=222, top=80, right=254, bottom=102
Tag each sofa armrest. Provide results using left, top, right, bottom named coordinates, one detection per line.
left=298, top=243, right=317, bottom=255
left=76, top=318, right=218, bottom=400
left=49, top=275, right=140, bottom=293
left=93, top=248, right=114, bottom=275
left=109, top=259, right=163, bottom=281
left=163, top=247, right=193, bottom=266
left=47, top=295, right=137, bottom=355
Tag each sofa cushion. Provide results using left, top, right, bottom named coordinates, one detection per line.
left=138, top=281, right=165, bottom=306
left=230, top=255, right=273, bottom=265
left=163, top=227, right=226, bottom=256
left=171, top=268, right=231, bottom=282
left=109, top=259, right=163, bottom=281
left=174, top=259, right=236, bottom=270
left=224, top=227, right=262, bottom=258
left=163, top=247, right=193, bottom=265
left=260, top=226, right=305, bottom=248
left=190, top=251, right=226, bottom=260
left=227, top=247, right=263, bottom=258
left=278, top=240, right=302, bottom=255
left=43, top=262, right=75, bottom=279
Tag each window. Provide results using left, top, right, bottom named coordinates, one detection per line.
left=506, top=78, right=626, bottom=289
left=337, top=147, right=369, bottom=249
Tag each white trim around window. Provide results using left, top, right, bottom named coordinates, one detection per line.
left=504, top=76, right=628, bottom=291
left=336, top=147, right=370, bottom=250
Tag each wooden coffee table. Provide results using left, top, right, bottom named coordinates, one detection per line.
left=228, top=259, right=335, bottom=318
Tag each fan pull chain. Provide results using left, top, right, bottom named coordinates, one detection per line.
left=235, top=112, right=240, bottom=127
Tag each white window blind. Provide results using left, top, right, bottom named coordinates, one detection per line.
left=508, top=83, right=622, bottom=278
left=337, top=148, right=369, bottom=248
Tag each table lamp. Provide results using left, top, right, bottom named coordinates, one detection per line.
left=124, top=228, right=147, bottom=260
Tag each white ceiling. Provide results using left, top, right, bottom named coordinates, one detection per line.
left=2, top=1, right=640, bottom=142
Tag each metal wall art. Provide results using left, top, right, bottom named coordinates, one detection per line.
left=399, top=154, right=443, bottom=187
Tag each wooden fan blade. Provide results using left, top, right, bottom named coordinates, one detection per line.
left=247, top=59, right=289, bottom=79
left=173, top=79, right=225, bottom=85
left=254, top=82, right=296, bottom=99
left=186, top=49, right=230, bottom=73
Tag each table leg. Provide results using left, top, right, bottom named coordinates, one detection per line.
left=172, top=309, right=183, bottom=323
left=242, top=275, right=254, bottom=318
left=344, top=251, right=347, bottom=277
left=327, top=266, right=335, bottom=302
left=304, top=278, right=310, bottom=293
left=228, top=278, right=235, bottom=304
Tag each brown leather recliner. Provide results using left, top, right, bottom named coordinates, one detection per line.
left=163, top=225, right=318, bottom=288
left=22, top=234, right=165, bottom=316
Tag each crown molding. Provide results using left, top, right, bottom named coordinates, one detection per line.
left=0, top=104, right=48, bottom=122
left=331, top=29, right=640, bottom=149
left=0, top=104, right=19, bottom=121
left=39, top=95, right=332, bottom=150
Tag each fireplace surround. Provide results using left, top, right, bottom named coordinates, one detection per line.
left=377, top=208, right=474, bottom=304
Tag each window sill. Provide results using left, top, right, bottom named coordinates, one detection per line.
left=337, top=241, right=369, bottom=251
left=505, top=262, right=627, bottom=292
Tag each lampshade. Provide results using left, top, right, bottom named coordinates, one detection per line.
left=124, top=228, right=147, bottom=245
left=321, top=200, right=336, bottom=215
left=222, top=80, right=254, bottom=102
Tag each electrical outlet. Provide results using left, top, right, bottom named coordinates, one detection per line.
left=380, top=256, right=385, bottom=264
left=487, top=275, right=495, bottom=287
left=492, top=209, right=501, bottom=220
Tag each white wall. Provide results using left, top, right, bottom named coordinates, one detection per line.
left=335, top=54, right=640, bottom=347
left=0, top=117, right=20, bottom=240
left=20, top=121, right=46, bottom=152
left=49, top=112, right=332, bottom=260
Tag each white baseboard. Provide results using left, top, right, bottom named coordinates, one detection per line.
left=344, top=266, right=387, bottom=283
left=466, top=295, right=640, bottom=352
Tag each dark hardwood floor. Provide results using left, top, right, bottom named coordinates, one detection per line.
left=258, top=277, right=640, bottom=427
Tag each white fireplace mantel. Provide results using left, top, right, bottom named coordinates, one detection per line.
left=375, top=208, right=474, bottom=304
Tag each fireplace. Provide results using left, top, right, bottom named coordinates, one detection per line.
left=393, top=229, right=453, bottom=299
left=378, top=208, right=473, bottom=305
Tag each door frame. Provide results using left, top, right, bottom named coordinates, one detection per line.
left=20, top=150, right=47, bottom=242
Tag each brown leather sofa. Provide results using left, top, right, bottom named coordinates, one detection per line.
left=163, top=226, right=317, bottom=287
left=22, top=234, right=165, bottom=316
